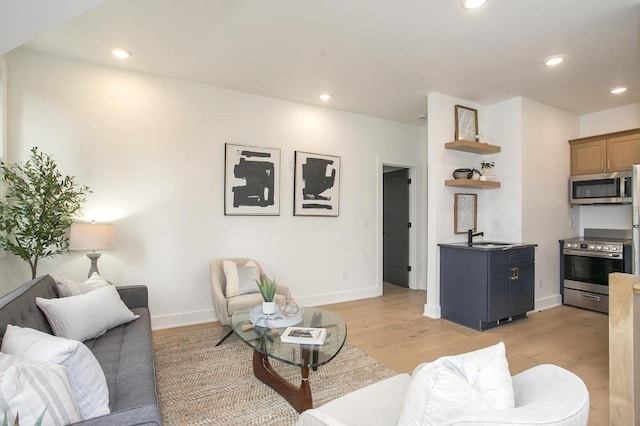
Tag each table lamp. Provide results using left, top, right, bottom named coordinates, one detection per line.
left=69, top=222, right=115, bottom=277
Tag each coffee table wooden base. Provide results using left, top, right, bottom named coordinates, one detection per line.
left=252, top=350, right=312, bottom=413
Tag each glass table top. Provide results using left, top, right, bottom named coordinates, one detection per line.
left=231, top=306, right=347, bottom=368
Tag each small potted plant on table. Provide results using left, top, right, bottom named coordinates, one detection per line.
left=256, top=274, right=278, bottom=314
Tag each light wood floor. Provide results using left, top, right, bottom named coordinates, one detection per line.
left=154, top=283, right=609, bottom=425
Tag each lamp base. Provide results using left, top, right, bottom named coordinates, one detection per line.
left=86, top=252, right=102, bottom=278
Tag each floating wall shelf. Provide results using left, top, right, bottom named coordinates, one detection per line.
left=445, top=140, right=501, bottom=154
left=445, top=179, right=501, bottom=189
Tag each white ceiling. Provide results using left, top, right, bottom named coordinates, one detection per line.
left=12, top=0, right=640, bottom=124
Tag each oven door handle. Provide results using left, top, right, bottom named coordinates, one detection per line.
left=563, top=249, right=622, bottom=259
left=582, top=294, right=600, bottom=302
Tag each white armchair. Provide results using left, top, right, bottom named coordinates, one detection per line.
left=210, top=258, right=291, bottom=345
left=297, top=343, right=589, bottom=426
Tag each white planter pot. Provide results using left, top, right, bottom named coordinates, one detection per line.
left=262, top=301, right=276, bottom=315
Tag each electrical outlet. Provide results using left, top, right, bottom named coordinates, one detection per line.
left=537, top=278, right=542, bottom=289
left=342, top=271, right=348, bottom=281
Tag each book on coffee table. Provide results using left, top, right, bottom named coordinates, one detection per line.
left=280, top=327, right=327, bottom=345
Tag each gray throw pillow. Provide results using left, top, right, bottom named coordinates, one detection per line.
left=237, top=265, right=260, bottom=295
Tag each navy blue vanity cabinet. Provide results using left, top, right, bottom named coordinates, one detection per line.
left=439, top=245, right=535, bottom=331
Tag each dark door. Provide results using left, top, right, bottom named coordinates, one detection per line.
left=383, top=168, right=410, bottom=287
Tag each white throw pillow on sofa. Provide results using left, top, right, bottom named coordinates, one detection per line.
left=398, top=342, right=514, bottom=426
left=0, top=353, right=81, bottom=426
left=36, top=285, right=139, bottom=341
left=1, top=325, right=110, bottom=420
left=52, top=273, right=110, bottom=297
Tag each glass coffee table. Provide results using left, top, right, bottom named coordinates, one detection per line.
left=231, top=306, right=347, bottom=413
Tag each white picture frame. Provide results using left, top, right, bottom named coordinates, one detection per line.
left=294, top=151, right=340, bottom=217
left=224, top=143, right=280, bottom=216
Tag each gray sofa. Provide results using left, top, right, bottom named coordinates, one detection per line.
left=0, top=275, right=162, bottom=426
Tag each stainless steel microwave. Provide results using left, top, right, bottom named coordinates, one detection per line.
left=569, top=171, right=632, bottom=205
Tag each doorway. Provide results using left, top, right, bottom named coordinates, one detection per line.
left=383, top=167, right=411, bottom=288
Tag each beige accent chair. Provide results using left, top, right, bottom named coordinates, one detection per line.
left=210, top=258, right=291, bottom=345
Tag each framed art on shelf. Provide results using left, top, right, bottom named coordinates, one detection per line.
left=454, top=105, right=478, bottom=141
left=454, top=193, right=477, bottom=234
left=294, top=151, right=340, bottom=216
left=224, top=143, right=280, bottom=216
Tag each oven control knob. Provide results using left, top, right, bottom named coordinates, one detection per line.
left=596, top=245, right=602, bottom=250
left=603, top=246, right=610, bottom=251
left=588, top=244, right=595, bottom=250
left=610, top=246, right=618, bottom=252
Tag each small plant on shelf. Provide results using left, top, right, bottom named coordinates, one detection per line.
left=480, top=161, right=495, bottom=174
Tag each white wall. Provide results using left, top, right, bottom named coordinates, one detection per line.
left=577, top=103, right=640, bottom=233
left=0, top=49, right=424, bottom=329
left=520, top=98, right=578, bottom=309
left=579, top=103, right=640, bottom=137
left=484, top=98, right=523, bottom=241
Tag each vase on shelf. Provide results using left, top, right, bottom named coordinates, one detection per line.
left=262, top=301, right=276, bottom=315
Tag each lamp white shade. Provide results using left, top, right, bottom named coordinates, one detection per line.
left=69, top=223, right=115, bottom=251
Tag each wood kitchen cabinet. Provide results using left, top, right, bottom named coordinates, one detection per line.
left=439, top=244, right=535, bottom=331
left=569, top=129, right=640, bottom=175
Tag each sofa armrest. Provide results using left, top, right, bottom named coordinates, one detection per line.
left=297, top=410, right=349, bottom=426
left=297, top=374, right=411, bottom=426
left=446, top=364, right=590, bottom=425
left=72, top=404, right=161, bottom=426
left=298, top=410, right=349, bottom=426
left=116, top=285, right=149, bottom=309
left=275, top=284, right=291, bottom=299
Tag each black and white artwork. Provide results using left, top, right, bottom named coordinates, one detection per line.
left=225, top=143, right=280, bottom=215
left=294, top=151, right=340, bottom=216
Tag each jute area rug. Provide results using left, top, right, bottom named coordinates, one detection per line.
left=153, top=327, right=398, bottom=425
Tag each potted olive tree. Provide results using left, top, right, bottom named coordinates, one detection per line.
left=0, top=147, right=90, bottom=278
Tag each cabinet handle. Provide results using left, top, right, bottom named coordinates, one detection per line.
left=607, top=159, right=610, bottom=170
left=583, top=294, right=600, bottom=302
left=509, top=267, right=519, bottom=280
left=601, top=160, right=604, bottom=171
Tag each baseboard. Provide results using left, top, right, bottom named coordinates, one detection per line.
left=294, top=287, right=381, bottom=307
left=534, top=294, right=562, bottom=312
left=151, top=309, right=216, bottom=331
left=423, top=303, right=441, bottom=319
left=151, top=287, right=382, bottom=330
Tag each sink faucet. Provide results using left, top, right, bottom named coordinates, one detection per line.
left=467, top=229, right=484, bottom=246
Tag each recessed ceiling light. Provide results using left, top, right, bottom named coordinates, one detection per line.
left=461, top=0, right=487, bottom=9
left=610, top=86, right=627, bottom=94
left=545, top=55, right=564, bottom=67
left=111, top=48, right=131, bottom=59
left=319, top=93, right=331, bottom=101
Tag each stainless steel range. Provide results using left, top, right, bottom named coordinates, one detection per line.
left=562, top=228, right=632, bottom=314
